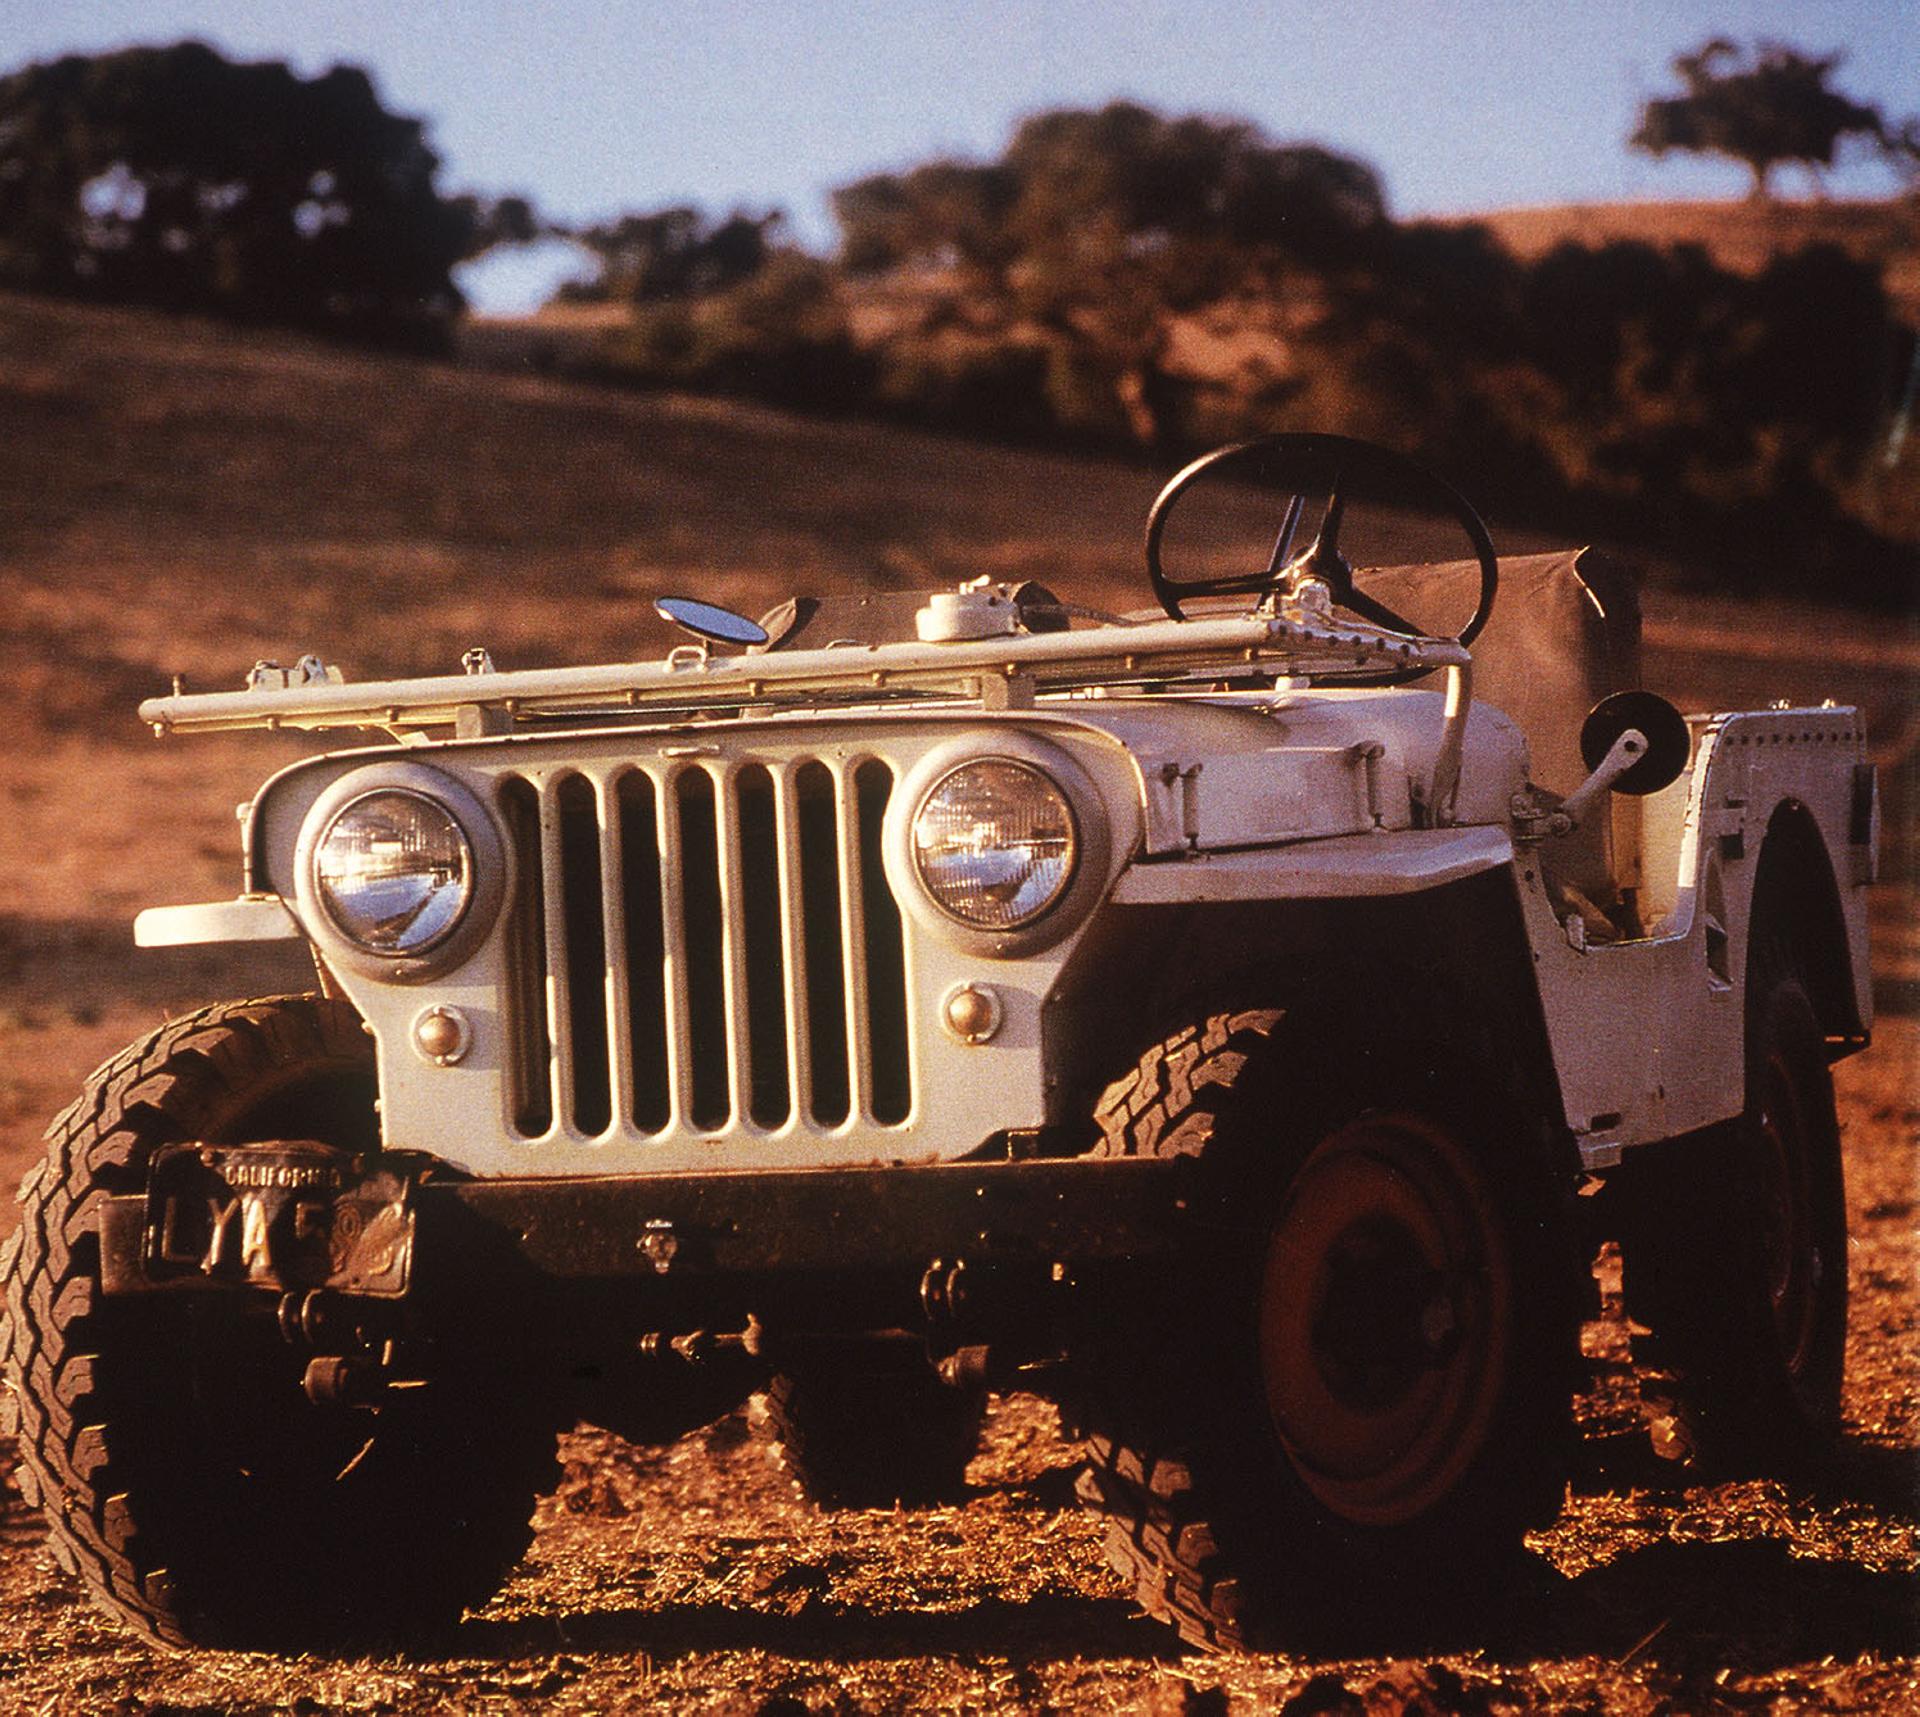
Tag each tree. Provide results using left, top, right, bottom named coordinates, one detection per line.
left=618, top=252, right=867, bottom=409
left=0, top=41, right=481, bottom=346
left=829, top=102, right=1387, bottom=445
left=1630, top=39, right=1888, bottom=197
left=454, top=193, right=543, bottom=261
left=559, top=206, right=780, bottom=304
left=1883, top=118, right=1920, bottom=190
left=832, top=162, right=1018, bottom=281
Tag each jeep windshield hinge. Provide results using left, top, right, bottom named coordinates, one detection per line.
left=1424, top=660, right=1472, bottom=827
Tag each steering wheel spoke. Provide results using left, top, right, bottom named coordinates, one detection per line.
left=1160, top=569, right=1288, bottom=603
left=1338, top=584, right=1425, bottom=639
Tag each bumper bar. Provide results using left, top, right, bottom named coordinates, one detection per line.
left=98, top=1155, right=1195, bottom=1298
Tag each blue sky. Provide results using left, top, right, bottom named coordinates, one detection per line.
left=14, top=1, right=1917, bottom=310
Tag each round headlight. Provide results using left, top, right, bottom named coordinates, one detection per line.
left=312, top=789, right=474, bottom=956
left=911, top=759, right=1078, bottom=929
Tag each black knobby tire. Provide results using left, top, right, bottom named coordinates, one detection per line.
left=1073, top=1005, right=1584, bottom=1651
left=755, top=1356, right=986, bottom=1508
left=0, top=996, right=558, bottom=1650
left=1622, top=951, right=1848, bottom=1473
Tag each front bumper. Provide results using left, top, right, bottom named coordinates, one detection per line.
left=97, top=1151, right=1195, bottom=1302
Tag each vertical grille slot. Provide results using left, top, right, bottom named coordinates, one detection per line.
left=500, top=776, right=552, bottom=1138
left=855, top=761, right=910, bottom=1124
left=737, top=766, right=791, bottom=1127
left=557, top=775, right=611, bottom=1136
left=616, top=772, right=670, bottom=1132
left=676, top=770, right=730, bottom=1131
left=794, top=761, right=850, bottom=1126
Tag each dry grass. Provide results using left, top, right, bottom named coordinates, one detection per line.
left=1454, top=196, right=1920, bottom=320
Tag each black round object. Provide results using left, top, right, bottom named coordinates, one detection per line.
left=0, top=996, right=557, bottom=1649
left=1579, top=690, right=1692, bottom=795
left=1621, top=952, right=1849, bottom=1473
left=1071, top=998, right=1583, bottom=1649
left=756, top=1358, right=986, bottom=1507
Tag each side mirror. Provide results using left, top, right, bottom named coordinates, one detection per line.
left=1579, top=691, right=1691, bottom=796
left=654, top=596, right=770, bottom=649
left=1551, top=691, right=1690, bottom=832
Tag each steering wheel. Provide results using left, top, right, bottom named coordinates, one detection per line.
left=1144, top=433, right=1499, bottom=653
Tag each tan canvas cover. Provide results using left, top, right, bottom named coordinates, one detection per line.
left=1365, top=548, right=1642, bottom=898
left=1365, top=547, right=1640, bottom=792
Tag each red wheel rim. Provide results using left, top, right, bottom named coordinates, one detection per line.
left=1257, top=1112, right=1511, bottom=1526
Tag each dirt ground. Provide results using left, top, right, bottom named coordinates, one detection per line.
left=0, top=293, right=1914, bottom=1712
left=0, top=1031, right=1911, bottom=1714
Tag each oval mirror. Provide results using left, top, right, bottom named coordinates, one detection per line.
left=654, top=596, right=770, bottom=648
left=1580, top=690, right=1692, bottom=796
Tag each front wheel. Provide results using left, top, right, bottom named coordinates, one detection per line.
left=0, top=997, right=558, bottom=1650
left=1074, top=1008, right=1582, bottom=1649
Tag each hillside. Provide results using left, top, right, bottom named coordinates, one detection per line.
left=1455, top=196, right=1919, bottom=321
left=471, top=196, right=1920, bottom=368
left=0, top=287, right=1915, bottom=1712
left=459, top=194, right=1919, bottom=580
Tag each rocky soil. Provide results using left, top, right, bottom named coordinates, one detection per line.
left=0, top=1014, right=1910, bottom=1715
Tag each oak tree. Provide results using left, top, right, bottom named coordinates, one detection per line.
left=0, top=41, right=483, bottom=346
left=1631, top=39, right=1887, bottom=197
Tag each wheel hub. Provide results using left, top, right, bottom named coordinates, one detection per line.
left=1257, top=1112, right=1510, bottom=1526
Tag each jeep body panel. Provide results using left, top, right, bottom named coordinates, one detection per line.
left=132, top=684, right=1871, bottom=1180
left=1521, top=703, right=1871, bottom=1168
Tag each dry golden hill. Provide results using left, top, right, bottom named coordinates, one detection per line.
left=1453, top=196, right=1919, bottom=321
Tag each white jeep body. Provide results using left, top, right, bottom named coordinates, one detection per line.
left=132, top=549, right=1874, bottom=1183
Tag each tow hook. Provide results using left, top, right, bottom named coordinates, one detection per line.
left=636, top=1313, right=765, bottom=1367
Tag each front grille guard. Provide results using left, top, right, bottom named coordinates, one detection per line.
left=497, top=755, right=913, bottom=1144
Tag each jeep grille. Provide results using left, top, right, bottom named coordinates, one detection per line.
left=498, top=759, right=911, bottom=1140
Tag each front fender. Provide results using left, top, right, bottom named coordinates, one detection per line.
left=1108, top=826, right=1514, bottom=903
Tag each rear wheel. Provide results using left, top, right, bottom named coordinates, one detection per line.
left=1623, top=957, right=1848, bottom=1472
left=0, top=996, right=557, bottom=1649
left=1074, top=1007, right=1582, bottom=1649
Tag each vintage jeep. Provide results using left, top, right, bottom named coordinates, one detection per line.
left=1, top=435, right=1874, bottom=1651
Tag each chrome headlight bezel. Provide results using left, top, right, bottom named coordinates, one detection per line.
left=885, top=734, right=1111, bottom=958
left=313, top=787, right=473, bottom=955
left=292, top=762, right=507, bottom=982
left=910, top=758, right=1079, bottom=931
